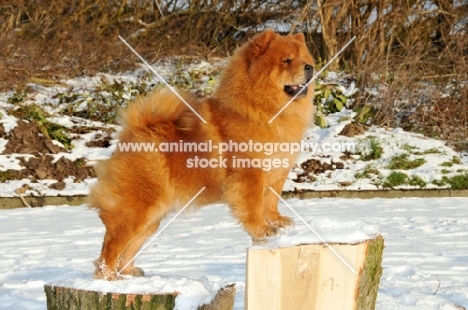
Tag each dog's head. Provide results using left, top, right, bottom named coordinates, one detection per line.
left=247, top=30, right=315, bottom=100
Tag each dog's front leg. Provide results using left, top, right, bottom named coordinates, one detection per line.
left=224, top=169, right=278, bottom=240
left=263, top=175, right=294, bottom=228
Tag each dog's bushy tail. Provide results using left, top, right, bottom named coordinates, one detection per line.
left=120, top=88, right=197, bottom=131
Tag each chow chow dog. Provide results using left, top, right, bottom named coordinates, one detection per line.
left=90, top=30, right=315, bottom=280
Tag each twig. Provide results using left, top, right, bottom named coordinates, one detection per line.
left=154, top=0, right=164, bottom=17
left=17, top=193, right=31, bottom=208
left=289, top=2, right=312, bottom=35
left=433, top=275, right=441, bottom=295
left=18, top=195, right=31, bottom=208
left=15, top=186, right=31, bottom=208
left=421, top=73, right=458, bottom=80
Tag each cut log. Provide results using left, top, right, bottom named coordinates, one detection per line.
left=198, top=284, right=236, bottom=310
left=245, top=235, right=384, bottom=310
left=44, top=283, right=236, bottom=310
left=44, top=285, right=177, bottom=310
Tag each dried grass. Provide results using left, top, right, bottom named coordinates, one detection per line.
left=1, top=0, right=467, bottom=149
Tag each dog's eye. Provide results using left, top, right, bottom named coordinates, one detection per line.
left=282, top=58, right=291, bottom=64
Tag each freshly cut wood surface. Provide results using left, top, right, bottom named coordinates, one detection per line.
left=245, top=236, right=384, bottom=310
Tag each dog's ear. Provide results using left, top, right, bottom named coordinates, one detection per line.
left=249, top=29, right=276, bottom=58
left=293, top=32, right=305, bottom=43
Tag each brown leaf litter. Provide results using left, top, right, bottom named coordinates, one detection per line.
left=293, top=158, right=345, bottom=183
left=1, top=120, right=95, bottom=189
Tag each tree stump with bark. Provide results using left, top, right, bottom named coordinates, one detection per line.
left=44, top=283, right=236, bottom=310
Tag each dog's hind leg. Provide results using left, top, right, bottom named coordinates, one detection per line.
left=117, top=221, right=161, bottom=277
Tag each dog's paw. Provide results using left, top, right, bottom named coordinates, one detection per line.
left=268, top=215, right=294, bottom=228
left=94, top=269, right=119, bottom=281
left=120, top=266, right=145, bottom=277
left=250, top=224, right=279, bottom=241
left=93, top=260, right=119, bottom=281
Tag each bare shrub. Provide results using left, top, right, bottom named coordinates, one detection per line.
left=0, top=1, right=467, bottom=149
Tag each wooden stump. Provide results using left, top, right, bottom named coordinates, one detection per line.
left=44, top=283, right=236, bottom=310
left=44, top=285, right=177, bottom=310
left=245, top=235, right=384, bottom=310
left=198, top=284, right=237, bottom=310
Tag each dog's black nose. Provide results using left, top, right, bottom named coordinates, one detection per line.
left=305, top=64, right=313, bottom=72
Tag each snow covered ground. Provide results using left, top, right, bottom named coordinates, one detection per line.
left=1, top=197, right=467, bottom=309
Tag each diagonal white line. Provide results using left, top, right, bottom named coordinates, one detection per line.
left=268, top=187, right=357, bottom=274
left=117, top=187, right=206, bottom=276
left=268, top=36, right=356, bottom=123
left=118, top=35, right=207, bottom=123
